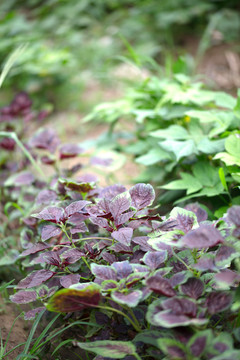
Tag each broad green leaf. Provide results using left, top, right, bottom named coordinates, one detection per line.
left=161, top=173, right=202, bottom=195
left=150, top=125, right=189, bottom=140
left=214, top=152, right=240, bottom=167
left=193, top=162, right=219, bottom=187
left=214, top=91, right=236, bottom=109
left=234, top=89, right=240, bottom=119
left=186, top=110, right=219, bottom=123
left=76, top=340, right=136, bottom=359
left=225, top=134, right=240, bottom=157
left=197, top=137, right=225, bottom=154
left=159, top=139, right=197, bottom=161
left=136, top=147, right=171, bottom=165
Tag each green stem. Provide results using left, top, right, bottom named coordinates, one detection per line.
left=81, top=256, right=91, bottom=271
left=124, top=306, right=141, bottom=332
left=96, top=305, right=141, bottom=333
left=75, top=237, right=113, bottom=243
left=0, top=131, right=45, bottom=177
left=61, top=224, right=75, bottom=248
left=171, top=246, right=193, bottom=273
left=133, top=352, right=142, bottom=360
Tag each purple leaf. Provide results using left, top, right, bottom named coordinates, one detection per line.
left=215, top=245, right=237, bottom=267
left=5, top=171, right=35, bottom=186
left=68, top=213, right=89, bottom=224
left=34, top=207, right=65, bottom=223
left=99, top=184, right=127, bottom=200
left=111, top=227, right=133, bottom=246
left=24, top=307, right=45, bottom=320
left=109, top=192, right=131, bottom=219
left=76, top=340, right=136, bottom=359
left=91, top=264, right=117, bottom=281
left=151, top=310, right=206, bottom=328
left=16, top=270, right=55, bottom=289
left=184, top=203, right=208, bottom=222
left=59, top=143, right=83, bottom=159
left=115, top=211, right=135, bottom=227
left=142, top=250, right=167, bottom=270
left=10, top=290, right=37, bottom=304
left=70, top=223, right=88, bottom=234
left=169, top=271, right=190, bottom=287
left=91, top=156, right=113, bottom=167
left=129, top=183, right=155, bottom=209
left=46, top=284, right=101, bottom=312
left=146, top=276, right=176, bottom=297
left=227, top=205, right=240, bottom=227
left=112, top=261, right=132, bottom=279
left=101, top=252, right=117, bottom=264
left=180, top=278, right=204, bottom=299
left=102, top=280, right=118, bottom=291
left=90, top=216, right=110, bottom=229
left=20, top=242, right=51, bottom=257
left=189, top=333, right=209, bottom=357
left=214, top=269, right=240, bottom=288
left=29, top=128, right=60, bottom=152
left=42, top=251, right=61, bottom=266
left=162, top=297, right=197, bottom=317
left=61, top=249, right=85, bottom=264
left=193, top=254, right=217, bottom=271
left=41, top=225, right=62, bottom=241
left=109, top=243, right=133, bottom=254
left=36, top=190, right=57, bottom=205
left=132, top=236, right=153, bottom=251
left=180, top=225, right=224, bottom=249
left=111, top=290, right=142, bottom=307
left=65, top=200, right=90, bottom=217
left=60, top=274, right=80, bottom=288
left=206, top=291, right=232, bottom=314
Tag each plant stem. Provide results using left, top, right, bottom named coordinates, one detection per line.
left=171, top=246, right=193, bottom=273
left=96, top=305, right=141, bottom=332
left=75, top=237, right=113, bottom=243
left=133, top=352, right=142, bottom=360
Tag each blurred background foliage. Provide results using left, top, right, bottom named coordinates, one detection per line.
left=0, top=0, right=240, bottom=110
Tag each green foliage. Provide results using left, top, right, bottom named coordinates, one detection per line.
left=88, top=70, right=240, bottom=208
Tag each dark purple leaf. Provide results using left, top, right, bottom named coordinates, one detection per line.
left=60, top=274, right=80, bottom=288
left=111, top=290, right=142, bottom=307
left=109, top=193, right=131, bottom=219
left=227, top=206, right=240, bottom=227
left=16, top=269, right=55, bottom=289
left=61, top=249, right=85, bottom=264
left=215, top=245, right=236, bottom=267
left=185, top=203, right=208, bottom=222
left=189, top=335, right=208, bottom=357
left=99, top=184, right=127, bottom=200
left=24, top=307, right=45, bottom=320
left=41, top=155, right=55, bottom=165
left=91, top=264, right=117, bottom=281
left=102, top=280, right=118, bottom=291
left=10, top=290, right=37, bottom=304
left=126, top=272, right=148, bottom=288
left=65, top=200, right=90, bottom=217
left=59, top=143, right=83, bottom=159
left=46, top=284, right=101, bottom=312
left=214, top=269, right=240, bottom=287
left=193, top=254, right=217, bottom=271
left=165, top=345, right=186, bottom=359
left=162, top=297, right=197, bottom=317
left=169, top=271, right=190, bottom=287
left=150, top=310, right=207, bottom=328
left=206, top=291, right=232, bottom=314
left=20, top=242, right=51, bottom=257
left=68, top=213, right=89, bottom=224
left=42, top=251, right=61, bottom=266
left=101, top=252, right=117, bottom=264
left=70, top=223, right=88, bottom=234
left=36, top=190, right=57, bottom=205
left=129, top=183, right=155, bottom=209
left=22, top=217, right=37, bottom=227
left=109, top=243, right=133, bottom=254
left=111, top=227, right=133, bottom=246
left=180, top=278, right=204, bottom=299
left=180, top=225, right=224, bottom=249
left=132, top=236, right=153, bottom=251
left=146, top=276, right=176, bottom=297
left=112, top=261, right=132, bottom=279
left=34, top=207, right=65, bottom=223
left=41, top=225, right=62, bottom=241
left=29, top=128, right=60, bottom=152
left=78, top=173, right=98, bottom=183
left=90, top=216, right=110, bottom=229
left=142, top=250, right=167, bottom=270
left=115, top=211, right=135, bottom=227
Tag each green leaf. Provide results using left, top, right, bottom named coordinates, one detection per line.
left=197, top=137, right=225, bottom=154
left=214, top=91, right=236, bottom=109
left=159, top=139, right=197, bottom=161
left=136, top=147, right=171, bottom=165
left=234, top=89, right=240, bottom=119
left=150, top=125, right=189, bottom=140
left=76, top=340, right=136, bottom=359
left=161, top=173, right=202, bottom=195
left=193, top=162, right=219, bottom=187
left=218, top=168, right=228, bottom=192
left=225, top=134, right=240, bottom=157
